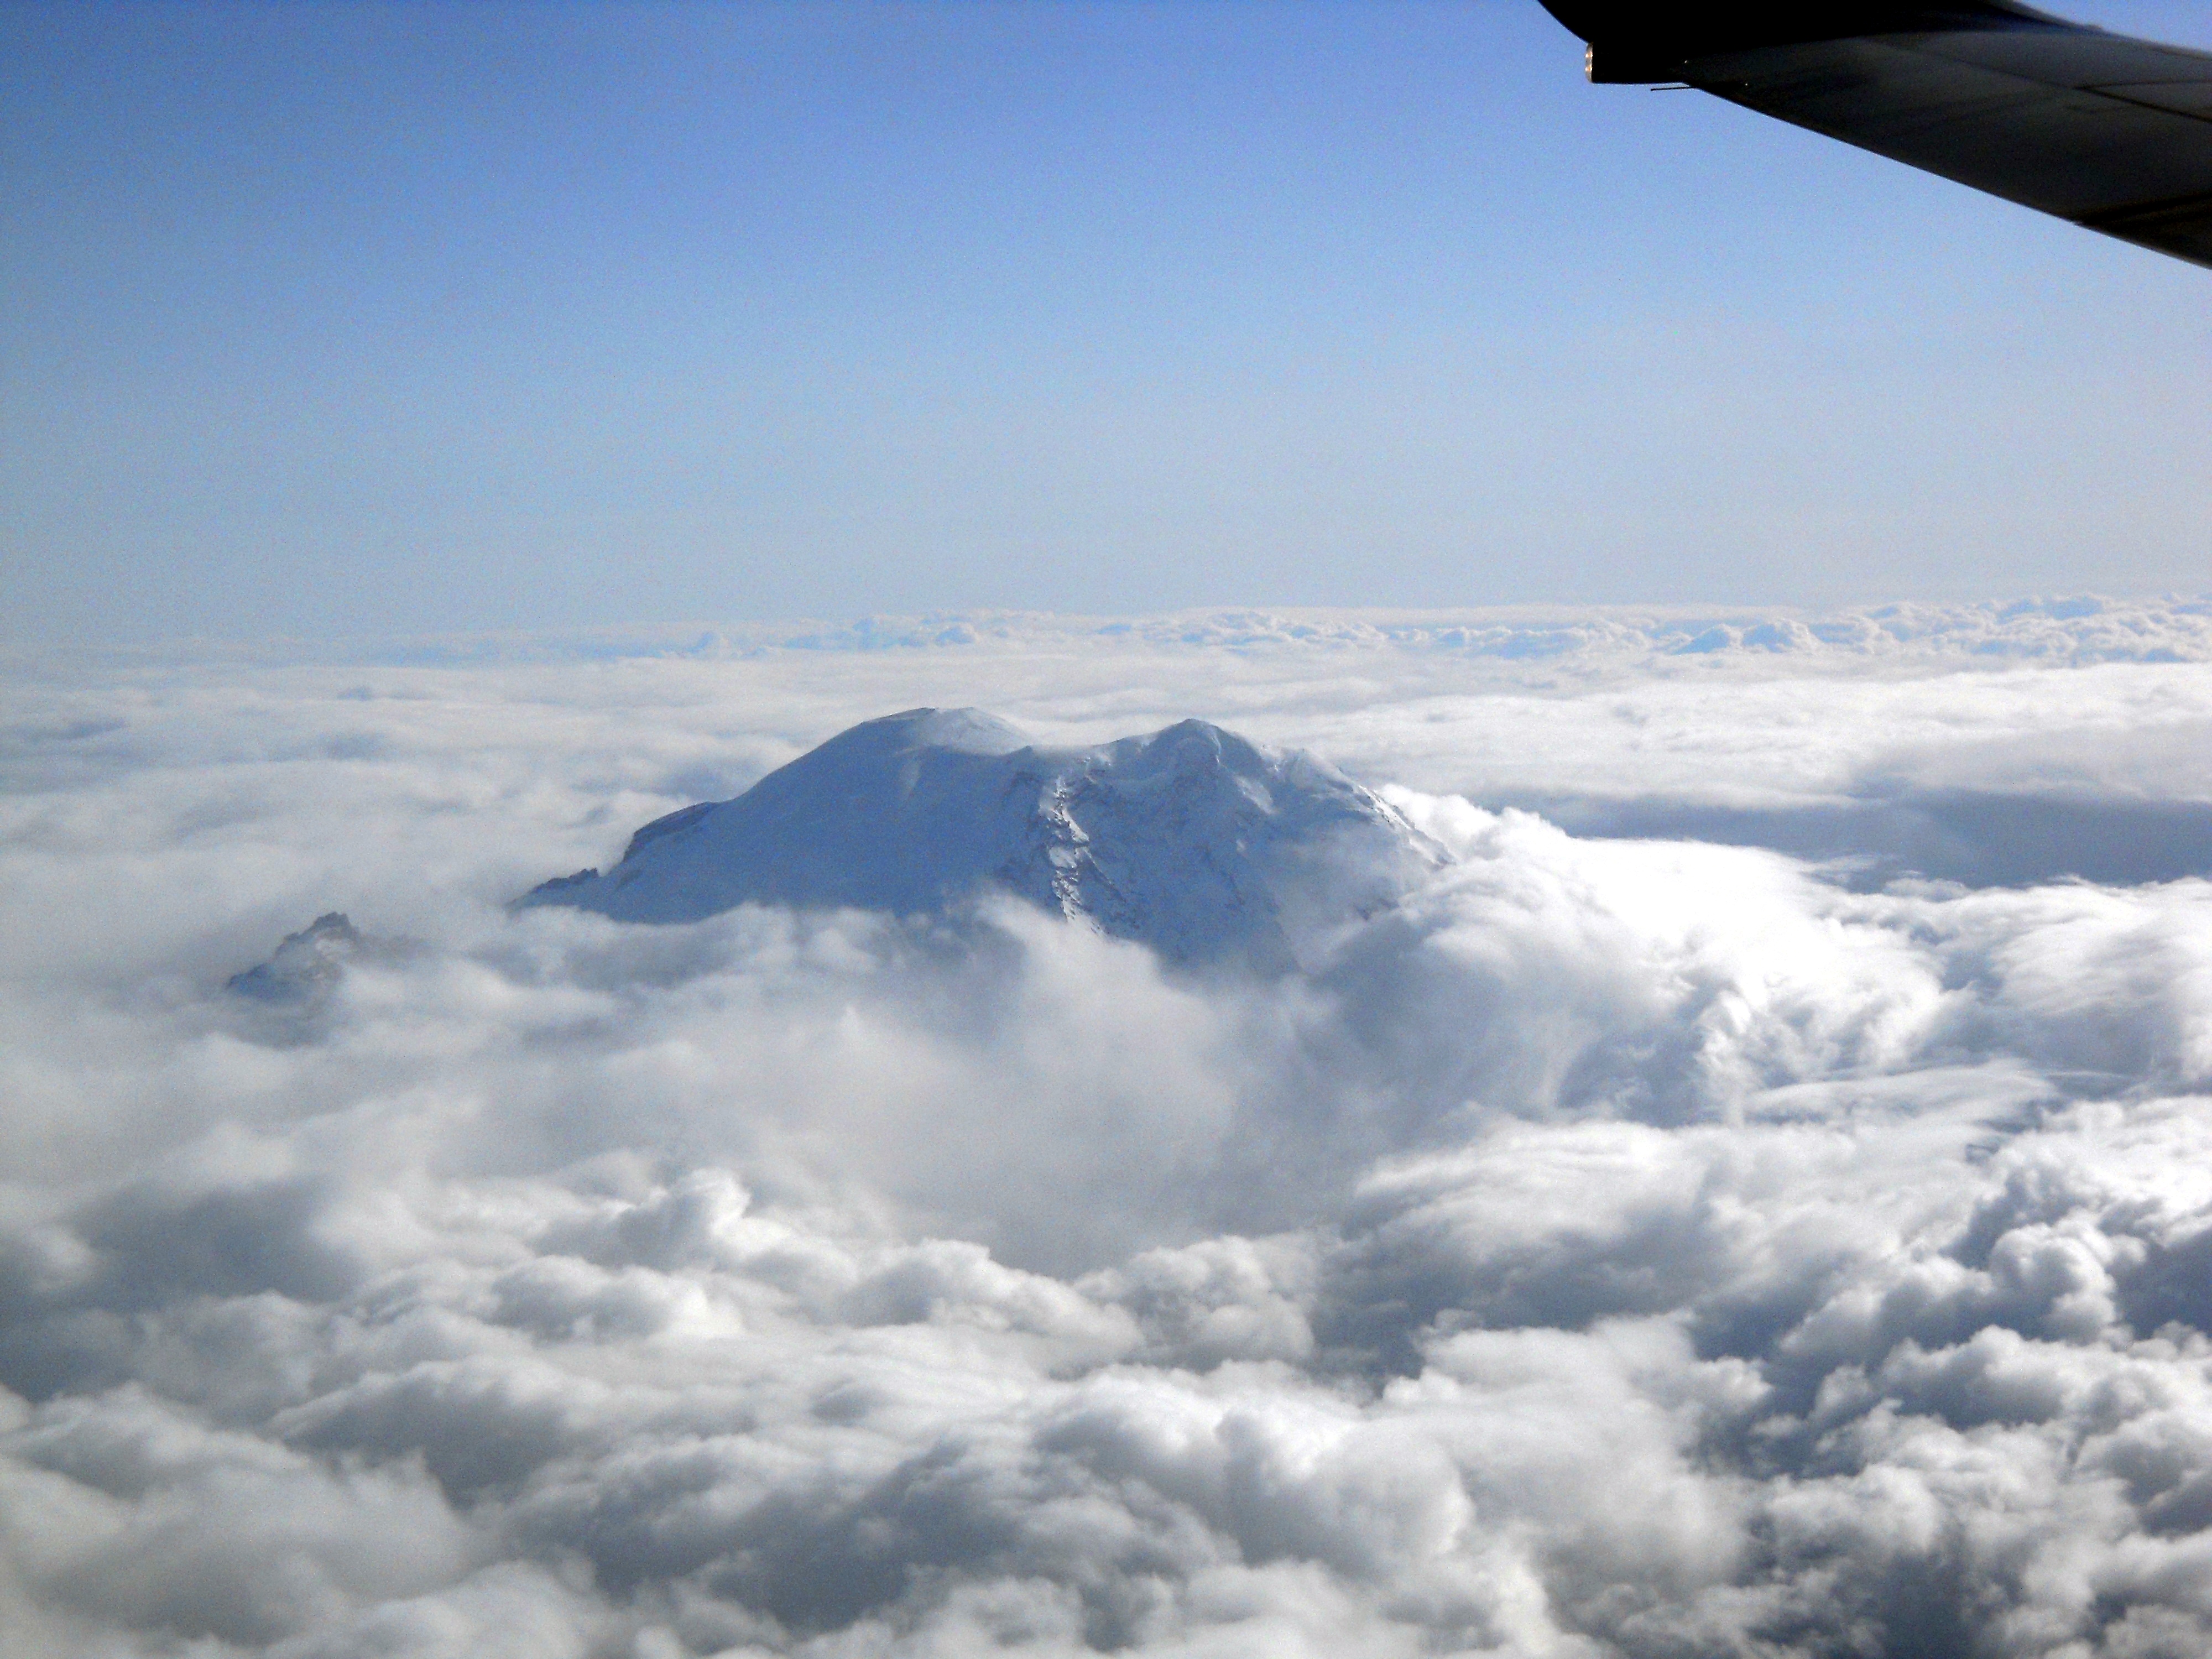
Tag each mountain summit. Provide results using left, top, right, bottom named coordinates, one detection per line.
left=521, top=709, right=1445, bottom=967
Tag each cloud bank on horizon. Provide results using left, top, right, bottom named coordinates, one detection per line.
left=5, top=598, right=2212, bottom=1657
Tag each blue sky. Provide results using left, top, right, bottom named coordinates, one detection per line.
left=4, top=0, right=2210, bottom=644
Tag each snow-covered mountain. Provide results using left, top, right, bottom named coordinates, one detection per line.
left=521, top=708, right=1447, bottom=967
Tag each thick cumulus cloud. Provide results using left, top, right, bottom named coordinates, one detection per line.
left=4, top=604, right=2212, bottom=1657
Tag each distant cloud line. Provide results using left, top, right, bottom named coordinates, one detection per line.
left=12, top=593, right=2210, bottom=673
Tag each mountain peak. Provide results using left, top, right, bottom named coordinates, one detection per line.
left=521, top=712, right=1446, bottom=967
left=839, top=707, right=1032, bottom=756
left=227, top=912, right=421, bottom=1008
left=226, top=912, right=363, bottom=1007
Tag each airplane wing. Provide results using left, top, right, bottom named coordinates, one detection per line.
left=1535, top=2, right=2212, bottom=268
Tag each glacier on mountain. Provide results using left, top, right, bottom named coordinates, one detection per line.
left=519, top=708, right=1447, bottom=967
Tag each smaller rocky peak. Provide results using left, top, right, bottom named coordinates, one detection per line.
left=226, top=912, right=415, bottom=1010
left=227, top=912, right=363, bottom=1005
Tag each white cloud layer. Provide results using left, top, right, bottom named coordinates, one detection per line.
left=4, top=600, right=2212, bottom=1656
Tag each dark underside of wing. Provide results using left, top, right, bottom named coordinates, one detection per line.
left=1547, top=4, right=2212, bottom=267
